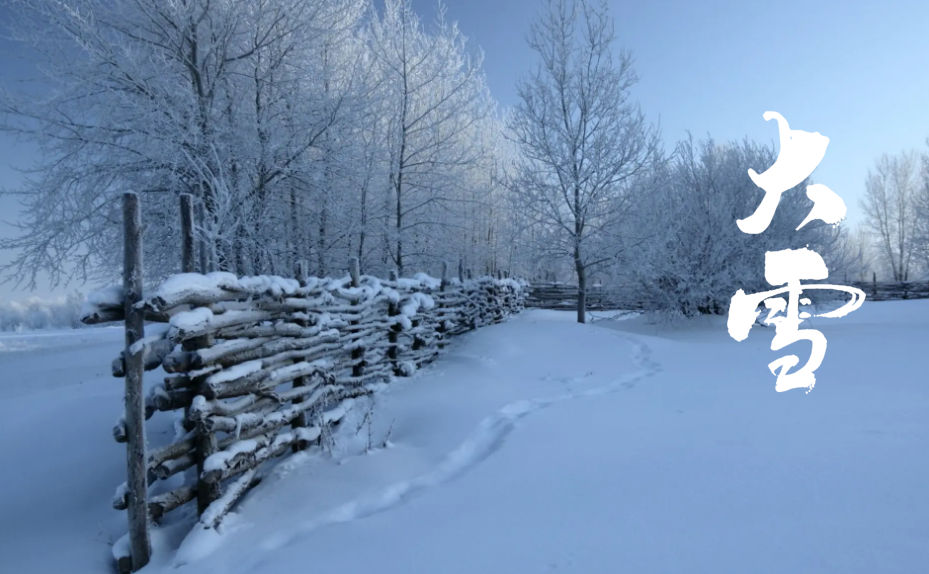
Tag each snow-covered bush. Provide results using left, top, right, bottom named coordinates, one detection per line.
left=614, top=136, right=845, bottom=316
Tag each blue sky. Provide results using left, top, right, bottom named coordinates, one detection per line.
left=1, top=0, right=928, bottom=300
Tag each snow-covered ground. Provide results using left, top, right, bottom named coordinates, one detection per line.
left=1, top=302, right=927, bottom=573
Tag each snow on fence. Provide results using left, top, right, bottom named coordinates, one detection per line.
left=85, top=193, right=526, bottom=573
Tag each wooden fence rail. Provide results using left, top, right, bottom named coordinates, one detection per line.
left=526, top=280, right=929, bottom=311
left=524, top=283, right=632, bottom=311
left=848, top=280, right=929, bottom=301
left=86, top=193, right=526, bottom=573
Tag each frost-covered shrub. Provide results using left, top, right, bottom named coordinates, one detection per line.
left=615, top=137, right=844, bottom=317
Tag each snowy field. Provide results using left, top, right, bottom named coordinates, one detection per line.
left=1, top=302, right=927, bottom=574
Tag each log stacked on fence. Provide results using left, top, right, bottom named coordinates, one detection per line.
left=84, top=269, right=525, bottom=572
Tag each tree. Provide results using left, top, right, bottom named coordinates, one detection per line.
left=506, top=0, right=659, bottom=323
left=368, top=0, right=494, bottom=275
left=911, top=144, right=929, bottom=275
left=0, top=0, right=514, bottom=290
left=831, top=224, right=876, bottom=284
left=616, top=136, right=845, bottom=316
left=0, top=0, right=364, bottom=286
left=860, top=150, right=921, bottom=281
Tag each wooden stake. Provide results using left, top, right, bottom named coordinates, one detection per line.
left=388, top=270, right=399, bottom=374
left=195, top=429, right=220, bottom=513
left=122, top=192, right=151, bottom=572
left=295, top=260, right=308, bottom=286
left=196, top=201, right=208, bottom=274
left=350, top=257, right=360, bottom=288
left=290, top=260, right=311, bottom=451
left=437, top=262, right=448, bottom=349
left=180, top=194, right=195, bottom=274
left=350, top=257, right=364, bottom=378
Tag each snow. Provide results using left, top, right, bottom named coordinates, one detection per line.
left=204, top=440, right=260, bottom=474
left=399, top=292, right=436, bottom=316
left=205, top=360, right=263, bottom=386
left=79, top=284, right=124, bottom=320
left=84, top=284, right=124, bottom=308
left=149, top=272, right=301, bottom=304
left=322, top=398, right=357, bottom=424
left=169, top=306, right=214, bottom=332
left=128, top=324, right=171, bottom=355
left=146, top=273, right=230, bottom=306
left=1, top=302, right=927, bottom=573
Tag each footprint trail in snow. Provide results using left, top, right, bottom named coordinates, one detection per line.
left=259, top=334, right=660, bottom=552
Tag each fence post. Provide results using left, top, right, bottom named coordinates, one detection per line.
left=458, top=258, right=464, bottom=283
left=191, top=198, right=220, bottom=509
left=436, top=262, right=448, bottom=349
left=350, top=257, right=365, bottom=378
left=122, top=192, right=151, bottom=573
left=195, top=413, right=220, bottom=514
left=291, top=260, right=310, bottom=451
left=189, top=195, right=220, bottom=509
left=178, top=195, right=199, bottom=431
left=196, top=201, right=208, bottom=274
left=388, top=269, right=400, bottom=374
left=180, top=194, right=195, bottom=274
left=351, top=257, right=360, bottom=287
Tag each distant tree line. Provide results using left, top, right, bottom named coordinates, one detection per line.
left=0, top=291, right=86, bottom=331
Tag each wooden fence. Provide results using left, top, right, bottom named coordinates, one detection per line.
left=848, top=279, right=929, bottom=301
left=524, top=282, right=630, bottom=311
left=84, top=193, right=526, bottom=573
left=526, top=280, right=929, bottom=311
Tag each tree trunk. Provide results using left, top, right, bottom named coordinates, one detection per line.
left=317, top=204, right=328, bottom=277
left=180, top=195, right=195, bottom=274
left=575, top=247, right=586, bottom=324
left=394, top=176, right=403, bottom=275
left=358, top=182, right=368, bottom=269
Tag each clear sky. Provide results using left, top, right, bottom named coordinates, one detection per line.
left=1, top=0, right=928, bottom=300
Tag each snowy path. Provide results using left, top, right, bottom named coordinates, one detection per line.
left=255, top=333, right=660, bottom=555
left=1, top=303, right=928, bottom=574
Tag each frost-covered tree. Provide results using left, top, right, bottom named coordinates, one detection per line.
left=860, top=150, right=922, bottom=282
left=367, top=0, right=495, bottom=275
left=616, top=136, right=844, bottom=316
left=909, top=145, right=929, bottom=277
left=831, top=224, right=877, bottom=284
left=506, top=0, right=660, bottom=323
left=0, top=0, right=369, bottom=285
left=0, top=0, right=515, bottom=289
